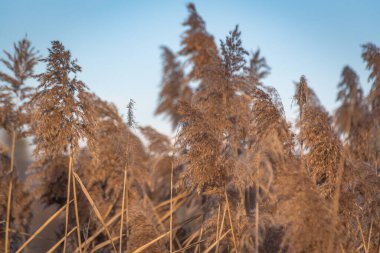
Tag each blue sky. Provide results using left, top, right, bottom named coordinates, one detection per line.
left=1, top=0, right=379, bottom=136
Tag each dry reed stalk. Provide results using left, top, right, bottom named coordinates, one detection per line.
left=203, top=229, right=231, bottom=253
left=215, top=204, right=221, bottom=253
left=90, top=236, right=120, bottom=253
left=340, top=244, right=346, bottom=253
left=194, top=220, right=204, bottom=253
left=172, top=239, right=206, bottom=253
left=356, top=219, right=374, bottom=253
left=104, top=203, right=115, bottom=220
left=219, top=204, right=227, bottom=239
left=47, top=227, right=77, bottom=253
left=357, top=217, right=369, bottom=253
left=74, top=207, right=123, bottom=253
left=126, top=137, right=131, bottom=251
left=182, top=228, right=200, bottom=247
left=4, top=130, right=15, bottom=253
left=125, top=144, right=129, bottom=251
left=225, top=189, right=238, bottom=253
left=72, top=159, right=83, bottom=253
left=63, top=154, right=73, bottom=253
left=158, top=198, right=187, bottom=224
left=73, top=171, right=117, bottom=253
left=77, top=196, right=176, bottom=253
left=169, top=127, right=181, bottom=253
left=131, top=230, right=170, bottom=253
left=368, top=221, right=373, bottom=252
left=255, top=173, right=259, bottom=253
left=16, top=202, right=72, bottom=253
left=7, top=229, right=37, bottom=238
left=170, top=155, right=174, bottom=253
left=119, top=163, right=128, bottom=253
left=154, top=191, right=190, bottom=210
left=129, top=212, right=199, bottom=252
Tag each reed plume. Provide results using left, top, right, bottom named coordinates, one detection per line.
left=155, top=47, right=192, bottom=130
left=29, top=40, right=95, bottom=252
left=335, top=66, right=364, bottom=136
left=1, top=3, right=379, bottom=253
left=179, top=3, right=218, bottom=81
left=0, top=37, right=38, bottom=253
left=246, top=49, right=270, bottom=85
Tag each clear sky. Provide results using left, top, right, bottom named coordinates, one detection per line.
left=1, top=0, right=379, bottom=136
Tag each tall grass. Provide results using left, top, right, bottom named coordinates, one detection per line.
left=0, top=3, right=379, bottom=253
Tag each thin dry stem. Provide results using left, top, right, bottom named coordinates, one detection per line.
left=255, top=173, right=260, bottom=253
left=132, top=231, right=170, bottom=253
left=215, top=204, right=221, bottom=253
left=357, top=216, right=369, bottom=253
left=72, top=156, right=83, bottom=253
left=195, top=219, right=204, bottom=253
left=219, top=204, right=227, bottom=239
left=368, top=221, right=373, bottom=252
left=47, top=227, right=77, bottom=253
left=225, top=189, right=238, bottom=253
left=73, top=171, right=117, bottom=253
left=74, top=207, right=123, bottom=253
left=170, top=155, right=174, bottom=253
left=119, top=163, right=128, bottom=253
left=90, top=236, right=120, bottom=253
left=16, top=202, right=71, bottom=253
left=63, top=154, right=73, bottom=253
left=203, top=229, right=231, bottom=253
left=4, top=130, right=15, bottom=253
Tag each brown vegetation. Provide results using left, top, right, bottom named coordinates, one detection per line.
left=0, top=3, right=379, bottom=253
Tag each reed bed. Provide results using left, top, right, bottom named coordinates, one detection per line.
left=0, top=3, right=379, bottom=253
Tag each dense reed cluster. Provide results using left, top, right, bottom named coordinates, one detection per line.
left=1, top=3, right=379, bottom=253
